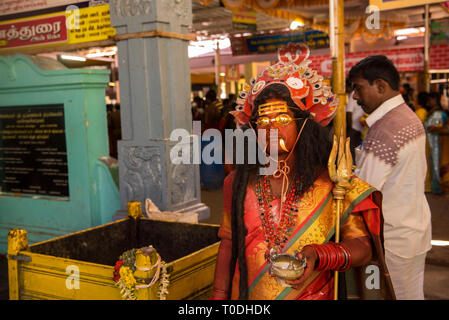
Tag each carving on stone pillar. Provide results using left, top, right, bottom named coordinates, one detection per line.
left=170, top=163, right=196, bottom=205
left=110, top=0, right=152, bottom=17
left=163, top=0, right=190, bottom=19
left=121, top=146, right=162, bottom=206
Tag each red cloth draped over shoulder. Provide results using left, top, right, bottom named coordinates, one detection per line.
left=352, top=191, right=382, bottom=237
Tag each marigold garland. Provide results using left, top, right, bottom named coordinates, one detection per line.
left=113, top=248, right=169, bottom=300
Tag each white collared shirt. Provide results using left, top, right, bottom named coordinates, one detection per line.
left=355, top=94, right=432, bottom=258
left=365, top=94, right=406, bottom=128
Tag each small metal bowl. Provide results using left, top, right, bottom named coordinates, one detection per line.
left=270, top=253, right=307, bottom=281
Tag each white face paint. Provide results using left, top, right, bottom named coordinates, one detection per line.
left=286, top=77, right=304, bottom=89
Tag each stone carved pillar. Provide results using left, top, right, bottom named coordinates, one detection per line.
left=110, top=0, right=209, bottom=220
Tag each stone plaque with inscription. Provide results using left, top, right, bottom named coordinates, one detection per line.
left=0, top=54, right=120, bottom=253
left=0, top=104, right=69, bottom=197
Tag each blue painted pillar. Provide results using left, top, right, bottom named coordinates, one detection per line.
left=109, top=0, right=209, bottom=220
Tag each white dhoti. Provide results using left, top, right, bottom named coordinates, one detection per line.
left=385, top=250, right=427, bottom=300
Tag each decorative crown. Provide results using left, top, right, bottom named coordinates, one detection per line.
left=230, top=42, right=338, bottom=127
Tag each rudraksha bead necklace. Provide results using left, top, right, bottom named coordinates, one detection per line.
left=255, top=174, right=302, bottom=260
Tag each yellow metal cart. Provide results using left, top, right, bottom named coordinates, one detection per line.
left=7, top=204, right=220, bottom=300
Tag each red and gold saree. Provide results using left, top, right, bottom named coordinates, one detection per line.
left=218, top=170, right=395, bottom=300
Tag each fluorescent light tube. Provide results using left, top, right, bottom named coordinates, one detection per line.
left=60, top=54, right=86, bottom=62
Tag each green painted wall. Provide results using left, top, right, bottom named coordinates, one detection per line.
left=0, top=54, right=120, bottom=253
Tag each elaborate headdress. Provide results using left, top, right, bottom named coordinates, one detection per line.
left=231, top=43, right=338, bottom=127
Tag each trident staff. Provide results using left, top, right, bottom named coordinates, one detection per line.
left=328, top=129, right=353, bottom=300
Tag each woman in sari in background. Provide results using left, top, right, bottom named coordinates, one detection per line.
left=425, top=92, right=449, bottom=195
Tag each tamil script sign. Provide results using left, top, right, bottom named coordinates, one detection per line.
left=232, top=6, right=257, bottom=32
left=67, top=4, right=115, bottom=44
left=431, top=17, right=449, bottom=45
left=0, top=14, right=68, bottom=49
left=230, top=30, right=329, bottom=55
left=308, top=47, right=424, bottom=78
left=0, top=0, right=86, bottom=17
left=0, top=4, right=115, bottom=51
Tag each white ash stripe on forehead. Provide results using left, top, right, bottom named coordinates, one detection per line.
left=363, top=104, right=425, bottom=167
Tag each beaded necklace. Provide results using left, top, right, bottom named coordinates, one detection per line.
left=255, top=174, right=302, bottom=260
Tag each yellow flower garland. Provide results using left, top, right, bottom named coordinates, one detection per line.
left=119, top=267, right=137, bottom=290
left=113, top=247, right=169, bottom=300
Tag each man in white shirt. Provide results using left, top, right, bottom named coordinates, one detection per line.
left=348, top=55, right=432, bottom=300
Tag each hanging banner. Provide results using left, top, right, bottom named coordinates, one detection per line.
left=430, top=17, right=449, bottom=45
left=232, top=6, right=257, bottom=32
left=0, top=4, right=115, bottom=51
left=0, top=14, right=68, bottom=49
left=67, top=4, right=115, bottom=44
left=230, top=30, right=329, bottom=55
left=0, top=0, right=86, bottom=17
left=309, top=47, right=425, bottom=78
left=369, top=0, right=446, bottom=11
left=225, top=64, right=240, bottom=81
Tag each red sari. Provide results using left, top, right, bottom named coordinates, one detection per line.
left=218, top=170, right=395, bottom=300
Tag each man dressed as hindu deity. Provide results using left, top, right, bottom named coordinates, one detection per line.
left=211, top=43, right=396, bottom=300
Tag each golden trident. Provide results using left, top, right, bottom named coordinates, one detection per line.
left=328, top=128, right=353, bottom=300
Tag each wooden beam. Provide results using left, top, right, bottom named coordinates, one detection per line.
left=112, top=30, right=197, bottom=42
left=0, top=39, right=116, bottom=56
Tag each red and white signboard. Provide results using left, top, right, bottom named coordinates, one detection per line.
left=309, top=47, right=425, bottom=77
left=429, top=44, right=449, bottom=69
left=0, top=0, right=86, bottom=17
left=0, top=14, right=68, bottom=49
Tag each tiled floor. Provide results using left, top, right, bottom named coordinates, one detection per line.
left=201, top=187, right=224, bottom=225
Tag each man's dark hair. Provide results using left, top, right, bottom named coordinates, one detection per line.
left=348, top=55, right=400, bottom=91
left=206, top=89, right=217, bottom=102
left=429, top=91, right=442, bottom=108
left=417, top=91, right=429, bottom=109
